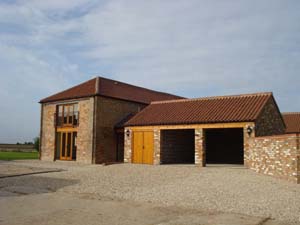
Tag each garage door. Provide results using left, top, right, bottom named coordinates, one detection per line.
left=132, top=131, right=154, bottom=164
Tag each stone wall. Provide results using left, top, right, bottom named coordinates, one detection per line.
left=40, top=104, right=56, bottom=161
left=195, top=128, right=205, bottom=166
left=247, top=134, right=299, bottom=183
left=255, top=97, right=285, bottom=137
left=124, top=128, right=132, bottom=163
left=40, top=98, right=94, bottom=163
left=243, top=124, right=255, bottom=167
left=95, top=96, right=146, bottom=164
left=76, top=98, right=94, bottom=163
left=153, top=129, right=160, bottom=165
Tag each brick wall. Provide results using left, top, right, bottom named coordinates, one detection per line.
left=95, top=96, right=146, bottom=164
left=76, top=98, right=94, bottom=163
left=255, top=97, right=285, bottom=136
left=161, top=129, right=194, bottom=164
left=247, top=134, right=299, bottom=183
left=40, top=104, right=56, bottom=161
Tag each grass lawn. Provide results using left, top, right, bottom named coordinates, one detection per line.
left=0, top=151, right=39, bottom=160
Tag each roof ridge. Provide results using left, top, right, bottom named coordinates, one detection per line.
left=96, top=76, right=183, bottom=99
left=151, top=92, right=273, bottom=104
left=282, top=112, right=300, bottom=115
left=40, top=76, right=184, bottom=103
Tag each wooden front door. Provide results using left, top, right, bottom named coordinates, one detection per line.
left=60, top=132, right=73, bottom=160
left=132, top=131, right=154, bottom=164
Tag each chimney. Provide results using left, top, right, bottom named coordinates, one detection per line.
left=95, top=77, right=100, bottom=94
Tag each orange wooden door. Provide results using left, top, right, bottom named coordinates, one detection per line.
left=132, top=131, right=154, bottom=164
left=143, top=131, right=154, bottom=164
left=132, top=131, right=143, bottom=163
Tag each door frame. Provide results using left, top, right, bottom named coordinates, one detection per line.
left=60, top=131, right=73, bottom=160
left=56, top=127, right=78, bottom=161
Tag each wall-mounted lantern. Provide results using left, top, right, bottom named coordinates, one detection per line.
left=246, top=126, right=254, bottom=136
left=126, top=129, right=130, bottom=137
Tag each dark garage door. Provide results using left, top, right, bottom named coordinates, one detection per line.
left=205, top=128, right=244, bottom=164
left=161, top=129, right=195, bottom=164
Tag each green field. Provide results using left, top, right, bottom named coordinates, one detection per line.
left=0, top=151, right=39, bottom=160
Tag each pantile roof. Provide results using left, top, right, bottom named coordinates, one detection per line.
left=40, top=77, right=183, bottom=104
left=282, top=113, right=300, bottom=133
left=125, top=92, right=275, bottom=126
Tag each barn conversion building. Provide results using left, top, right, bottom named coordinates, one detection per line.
left=40, top=77, right=300, bottom=183
left=39, top=77, right=183, bottom=164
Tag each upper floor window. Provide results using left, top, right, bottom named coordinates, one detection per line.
left=56, top=103, right=79, bottom=127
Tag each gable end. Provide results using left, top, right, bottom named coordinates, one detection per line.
left=255, top=96, right=286, bottom=136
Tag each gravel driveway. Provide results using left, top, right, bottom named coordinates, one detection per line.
left=1, top=160, right=299, bottom=224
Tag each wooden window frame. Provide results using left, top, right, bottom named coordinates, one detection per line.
left=57, top=103, right=78, bottom=127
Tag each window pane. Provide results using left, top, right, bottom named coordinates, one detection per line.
left=58, top=105, right=63, bottom=114
left=58, top=105, right=63, bottom=126
left=67, top=133, right=72, bottom=157
left=74, top=104, right=78, bottom=112
left=73, top=112, right=78, bottom=126
left=67, top=105, right=73, bottom=124
left=72, top=132, right=77, bottom=160
left=56, top=132, right=61, bottom=159
left=69, top=113, right=73, bottom=124
left=62, top=133, right=66, bottom=157
left=63, top=110, right=68, bottom=124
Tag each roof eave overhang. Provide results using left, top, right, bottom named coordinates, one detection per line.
left=125, top=120, right=256, bottom=127
left=39, top=94, right=95, bottom=104
left=39, top=93, right=151, bottom=105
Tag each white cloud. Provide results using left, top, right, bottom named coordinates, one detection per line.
left=0, top=0, right=300, bottom=142
left=0, top=43, right=84, bottom=143
left=77, top=0, right=300, bottom=100
left=22, top=0, right=90, bottom=11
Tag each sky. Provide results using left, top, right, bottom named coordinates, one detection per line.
left=0, top=0, right=299, bottom=143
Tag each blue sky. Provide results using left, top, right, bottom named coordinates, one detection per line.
left=0, top=0, right=299, bottom=143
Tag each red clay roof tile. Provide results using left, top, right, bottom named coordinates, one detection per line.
left=40, top=77, right=183, bottom=104
left=125, top=92, right=273, bottom=126
left=282, top=113, right=300, bottom=133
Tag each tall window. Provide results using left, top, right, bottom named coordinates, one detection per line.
left=57, top=103, right=78, bottom=127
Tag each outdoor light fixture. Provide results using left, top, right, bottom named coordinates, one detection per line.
left=126, top=129, right=130, bottom=137
left=246, top=126, right=253, bottom=136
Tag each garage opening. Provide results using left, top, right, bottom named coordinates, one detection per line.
left=161, top=129, right=195, bottom=164
left=205, top=128, right=244, bottom=164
